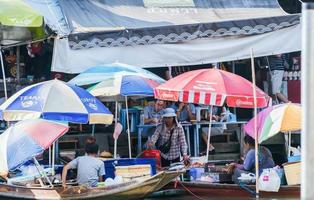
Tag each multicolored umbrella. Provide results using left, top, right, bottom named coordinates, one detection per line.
left=154, top=68, right=269, bottom=108
left=0, top=79, right=113, bottom=124
left=244, top=103, right=301, bottom=143
left=0, top=119, right=69, bottom=175
left=87, top=72, right=163, bottom=97
left=68, top=62, right=164, bottom=86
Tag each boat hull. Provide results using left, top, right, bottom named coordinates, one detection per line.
left=0, top=171, right=182, bottom=200
left=166, top=181, right=300, bottom=198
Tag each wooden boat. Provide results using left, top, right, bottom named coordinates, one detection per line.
left=165, top=181, right=300, bottom=198
left=0, top=171, right=182, bottom=200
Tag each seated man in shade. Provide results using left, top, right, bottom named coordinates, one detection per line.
left=62, top=142, right=105, bottom=187
left=144, top=100, right=165, bottom=125
left=200, top=106, right=227, bottom=155
left=142, top=100, right=165, bottom=138
left=168, top=102, right=196, bottom=122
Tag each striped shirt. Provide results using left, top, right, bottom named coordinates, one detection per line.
left=151, top=123, right=188, bottom=160
left=268, top=55, right=287, bottom=71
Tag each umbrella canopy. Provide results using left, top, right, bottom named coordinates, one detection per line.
left=154, top=68, right=269, bottom=108
left=0, top=119, right=69, bottom=174
left=0, top=79, right=113, bottom=124
left=87, top=72, right=164, bottom=158
left=88, top=72, right=164, bottom=98
left=0, top=0, right=43, bottom=27
left=244, top=103, right=301, bottom=143
left=68, top=62, right=164, bottom=86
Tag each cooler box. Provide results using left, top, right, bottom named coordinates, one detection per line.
left=103, top=158, right=156, bottom=179
left=283, top=161, right=301, bottom=185
left=141, top=150, right=161, bottom=169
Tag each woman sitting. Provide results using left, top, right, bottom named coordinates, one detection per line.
left=226, top=135, right=275, bottom=184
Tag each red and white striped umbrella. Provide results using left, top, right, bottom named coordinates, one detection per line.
left=154, top=68, right=269, bottom=108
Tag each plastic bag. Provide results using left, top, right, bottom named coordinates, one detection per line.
left=220, top=110, right=237, bottom=122
left=259, top=168, right=281, bottom=192
left=238, top=173, right=256, bottom=184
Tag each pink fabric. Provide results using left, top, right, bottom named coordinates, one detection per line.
left=25, top=121, right=69, bottom=149
left=244, top=106, right=275, bottom=139
left=113, top=123, right=123, bottom=140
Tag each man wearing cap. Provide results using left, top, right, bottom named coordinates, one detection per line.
left=147, top=108, right=189, bottom=167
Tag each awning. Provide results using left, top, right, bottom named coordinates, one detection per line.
left=26, top=0, right=301, bottom=72
left=0, top=0, right=44, bottom=46
left=52, top=24, right=301, bottom=73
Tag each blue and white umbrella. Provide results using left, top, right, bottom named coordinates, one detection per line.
left=68, top=62, right=164, bottom=86
left=87, top=72, right=164, bottom=97
left=86, top=72, right=164, bottom=158
left=0, top=79, right=113, bottom=124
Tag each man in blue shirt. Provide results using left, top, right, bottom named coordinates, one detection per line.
left=142, top=100, right=165, bottom=137
left=144, top=100, right=165, bottom=124
left=62, top=142, right=105, bottom=187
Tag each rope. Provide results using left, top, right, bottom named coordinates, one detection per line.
left=177, top=181, right=208, bottom=200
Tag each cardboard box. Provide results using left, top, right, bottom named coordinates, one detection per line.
left=115, top=164, right=151, bottom=181
left=283, top=161, right=301, bottom=185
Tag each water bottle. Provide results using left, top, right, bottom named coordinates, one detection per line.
left=140, top=110, right=144, bottom=124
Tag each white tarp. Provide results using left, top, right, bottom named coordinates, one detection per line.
left=52, top=24, right=300, bottom=73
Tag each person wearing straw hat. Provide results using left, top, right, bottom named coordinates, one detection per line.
left=147, top=108, right=189, bottom=167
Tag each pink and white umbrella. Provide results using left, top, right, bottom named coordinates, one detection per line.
left=154, top=68, right=269, bottom=108
left=154, top=68, right=270, bottom=160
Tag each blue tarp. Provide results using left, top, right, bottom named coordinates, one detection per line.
left=25, top=0, right=300, bottom=49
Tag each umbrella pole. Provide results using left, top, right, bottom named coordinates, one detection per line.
left=114, top=100, right=118, bottom=159
left=33, top=157, right=53, bottom=187
left=205, top=105, right=213, bottom=162
left=92, top=124, right=95, bottom=136
left=125, top=96, right=132, bottom=158
left=49, top=146, right=51, bottom=167
left=288, top=131, right=292, bottom=156
left=251, top=48, right=259, bottom=198
left=0, top=48, right=8, bottom=100
left=16, top=46, right=20, bottom=83
left=52, top=142, right=55, bottom=176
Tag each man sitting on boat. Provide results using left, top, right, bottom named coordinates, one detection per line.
left=225, top=135, right=275, bottom=184
left=147, top=108, right=189, bottom=167
left=62, top=142, right=105, bottom=187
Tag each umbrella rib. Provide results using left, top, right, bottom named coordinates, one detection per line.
left=41, top=81, right=56, bottom=113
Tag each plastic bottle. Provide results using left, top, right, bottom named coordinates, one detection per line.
left=140, top=110, right=144, bottom=124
